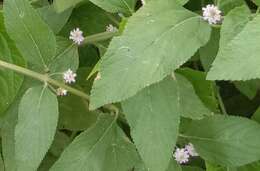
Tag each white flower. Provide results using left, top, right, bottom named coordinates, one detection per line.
left=69, top=28, right=85, bottom=45
left=94, top=72, right=101, bottom=81
left=202, top=4, right=222, bottom=24
left=63, top=69, right=77, bottom=84
left=106, top=24, right=118, bottom=33
left=57, top=88, right=68, bottom=96
left=185, top=143, right=199, bottom=157
left=173, top=148, right=190, bottom=164
left=141, top=0, right=146, bottom=5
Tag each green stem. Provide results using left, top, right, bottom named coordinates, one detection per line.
left=0, top=60, right=120, bottom=114
left=83, top=31, right=118, bottom=45
left=0, top=60, right=90, bottom=100
left=216, top=86, right=228, bottom=115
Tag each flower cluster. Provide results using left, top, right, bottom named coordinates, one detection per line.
left=69, top=28, right=84, bottom=45
left=56, top=88, right=68, bottom=96
left=202, top=4, right=222, bottom=24
left=106, top=24, right=118, bottom=33
left=173, top=143, right=199, bottom=164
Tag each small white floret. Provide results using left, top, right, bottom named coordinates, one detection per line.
left=63, top=69, right=77, bottom=84
left=69, top=28, right=85, bottom=45
left=202, top=4, right=222, bottom=24
left=106, top=24, right=118, bottom=33
left=57, top=88, right=68, bottom=96
left=173, top=148, right=190, bottom=164
left=141, top=0, right=146, bottom=5
left=185, top=143, right=199, bottom=157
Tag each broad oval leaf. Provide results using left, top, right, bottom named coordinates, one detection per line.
left=122, top=76, right=181, bottom=171
left=15, top=86, right=59, bottom=171
left=183, top=115, right=260, bottom=166
left=207, top=7, right=260, bottom=81
left=90, top=0, right=211, bottom=109
left=122, top=74, right=211, bottom=171
left=51, top=114, right=139, bottom=171
left=4, top=0, right=56, bottom=71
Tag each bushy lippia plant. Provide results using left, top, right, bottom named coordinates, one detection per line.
left=0, top=0, right=260, bottom=170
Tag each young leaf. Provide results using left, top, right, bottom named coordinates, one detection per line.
left=90, top=0, right=211, bottom=109
left=89, top=0, right=136, bottom=15
left=15, top=86, right=59, bottom=171
left=4, top=0, right=56, bottom=71
left=207, top=7, right=260, bottom=81
left=51, top=114, right=139, bottom=171
left=122, top=76, right=181, bottom=171
left=183, top=115, right=260, bottom=166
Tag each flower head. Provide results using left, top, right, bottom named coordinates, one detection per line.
left=57, top=88, right=68, bottom=96
left=202, top=4, right=222, bottom=24
left=106, top=24, right=118, bottom=33
left=173, top=148, right=190, bottom=164
left=69, top=28, right=85, bottom=45
left=141, top=0, right=146, bottom=5
left=63, top=69, right=77, bottom=84
left=185, top=143, right=199, bottom=157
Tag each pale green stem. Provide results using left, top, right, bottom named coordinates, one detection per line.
left=83, top=31, right=119, bottom=45
left=0, top=60, right=119, bottom=114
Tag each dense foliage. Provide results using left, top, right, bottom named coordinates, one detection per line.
left=0, top=0, right=260, bottom=171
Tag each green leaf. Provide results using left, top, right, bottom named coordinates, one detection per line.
left=53, top=0, right=85, bottom=13
left=49, top=131, right=70, bottom=157
left=89, top=0, right=136, bottom=14
left=1, top=103, right=18, bottom=171
left=199, top=28, right=220, bottom=72
left=252, top=107, right=260, bottom=123
left=206, top=162, right=226, bottom=171
left=4, top=0, right=56, bottom=71
left=177, top=68, right=219, bottom=113
left=48, top=37, right=79, bottom=80
left=61, top=2, right=117, bottom=36
left=15, top=86, right=59, bottom=171
left=166, top=159, right=182, bottom=171
left=1, top=78, right=41, bottom=171
left=122, top=74, right=211, bottom=171
left=234, top=80, right=260, bottom=100
left=90, top=0, right=211, bottom=109
left=182, top=166, right=205, bottom=171
left=207, top=7, right=260, bottom=81
left=252, top=0, right=260, bottom=6
left=58, top=94, right=98, bottom=131
left=183, top=115, right=260, bottom=166
left=217, top=0, right=246, bottom=14
left=122, top=76, right=181, bottom=171
left=238, top=161, right=260, bottom=171
left=38, top=5, right=72, bottom=34
left=51, top=114, right=139, bottom=171
left=0, top=34, right=24, bottom=116
left=176, top=74, right=213, bottom=119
